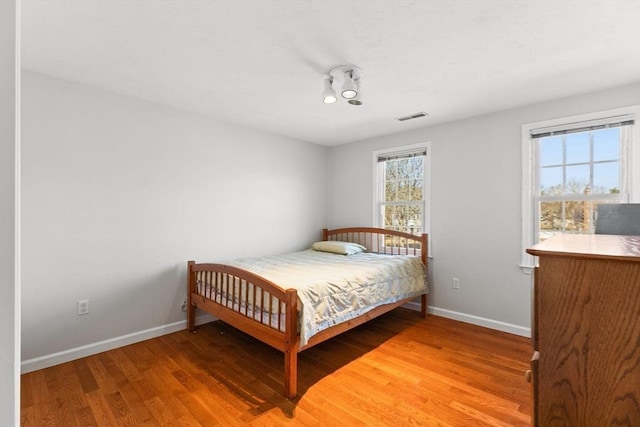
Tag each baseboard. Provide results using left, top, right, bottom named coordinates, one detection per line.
left=403, top=301, right=531, bottom=338
left=20, top=314, right=217, bottom=374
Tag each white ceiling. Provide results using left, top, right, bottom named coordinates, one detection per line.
left=21, top=0, right=640, bottom=146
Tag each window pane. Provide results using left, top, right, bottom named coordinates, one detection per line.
left=593, top=128, right=619, bottom=162
left=593, top=162, right=620, bottom=194
left=410, top=184, right=423, bottom=201
left=385, top=180, right=397, bottom=202
left=564, top=200, right=592, bottom=232
left=398, top=180, right=409, bottom=200
left=540, top=136, right=563, bottom=166
left=565, top=164, right=590, bottom=194
left=406, top=204, right=422, bottom=234
left=539, top=201, right=563, bottom=240
left=397, top=159, right=410, bottom=180
left=540, top=166, right=563, bottom=195
left=395, top=205, right=407, bottom=232
left=408, top=157, right=423, bottom=180
left=385, top=161, right=397, bottom=178
left=384, top=205, right=396, bottom=229
left=565, top=132, right=590, bottom=164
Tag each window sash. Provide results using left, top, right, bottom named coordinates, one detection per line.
left=378, top=201, right=424, bottom=234
left=533, top=194, right=627, bottom=241
left=532, top=126, right=630, bottom=197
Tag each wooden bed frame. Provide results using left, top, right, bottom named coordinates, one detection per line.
left=187, top=227, right=428, bottom=399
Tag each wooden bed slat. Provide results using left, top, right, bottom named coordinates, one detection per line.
left=187, top=227, right=428, bottom=399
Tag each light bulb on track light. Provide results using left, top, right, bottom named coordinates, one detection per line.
left=341, top=71, right=358, bottom=99
left=322, top=75, right=337, bottom=104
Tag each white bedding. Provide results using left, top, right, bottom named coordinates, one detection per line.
left=198, top=249, right=428, bottom=346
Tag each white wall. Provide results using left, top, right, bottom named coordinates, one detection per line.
left=0, top=1, right=20, bottom=424
left=21, top=71, right=327, bottom=367
left=327, top=82, right=640, bottom=333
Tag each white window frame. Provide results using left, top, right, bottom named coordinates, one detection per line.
left=373, top=142, right=431, bottom=246
left=521, top=106, right=640, bottom=270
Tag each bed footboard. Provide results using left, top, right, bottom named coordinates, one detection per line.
left=187, top=261, right=299, bottom=397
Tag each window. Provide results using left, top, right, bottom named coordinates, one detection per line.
left=535, top=122, right=632, bottom=240
left=373, top=143, right=430, bottom=236
left=521, top=106, right=640, bottom=268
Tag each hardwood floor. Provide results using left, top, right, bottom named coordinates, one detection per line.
left=21, top=309, right=532, bottom=426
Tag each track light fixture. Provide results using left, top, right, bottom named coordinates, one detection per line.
left=322, top=65, right=363, bottom=106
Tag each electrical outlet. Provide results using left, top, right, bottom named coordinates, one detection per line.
left=78, top=299, right=89, bottom=315
left=181, top=298, right=188, bottom=312
left=452, top=277, right=460, bottom=289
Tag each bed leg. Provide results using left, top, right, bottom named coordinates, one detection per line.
left=284, top=347, right=298, bottom=399
left=187, top=261, right=196, bottom=332
left=421, top=294, right=428, bottom=318
left=187, top=300, right=196, bottom=332
left=283, top=288, right=298, bottom=399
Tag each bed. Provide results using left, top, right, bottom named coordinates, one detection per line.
left=187, top=227, right=428, bottom=399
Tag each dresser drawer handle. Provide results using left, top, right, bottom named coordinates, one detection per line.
left=525, top=370, right=532, bottom=383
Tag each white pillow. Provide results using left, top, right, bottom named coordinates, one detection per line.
left=311, top=240, right=367, bottom=255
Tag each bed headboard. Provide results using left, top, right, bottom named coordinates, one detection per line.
left=323, top=227, right=428, bottom=266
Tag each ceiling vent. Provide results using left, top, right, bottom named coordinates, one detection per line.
left=396, top=112, right=429, bottom=122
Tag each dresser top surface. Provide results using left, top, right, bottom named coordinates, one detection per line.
left=527, top=234, right=640, bottom=261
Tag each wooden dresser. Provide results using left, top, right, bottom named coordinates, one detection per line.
left=526, top=234, right=640, bottom=427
